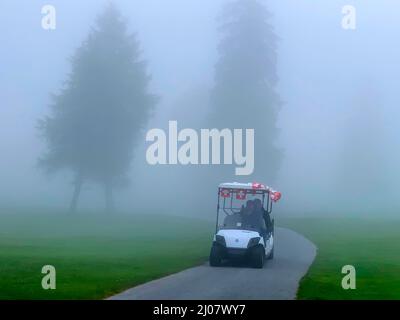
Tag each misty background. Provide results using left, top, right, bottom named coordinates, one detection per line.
left=1, top=0, right=399, bottom=218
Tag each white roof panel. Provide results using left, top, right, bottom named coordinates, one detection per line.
left=219, top=182, right=270, bottom=191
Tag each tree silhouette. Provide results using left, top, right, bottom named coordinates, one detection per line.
left=209, top=0, right=283, bottom=182
left=38, top=4, right=157, bottom=213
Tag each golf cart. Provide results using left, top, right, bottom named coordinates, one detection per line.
left=209, top=182, right=281, bottom=269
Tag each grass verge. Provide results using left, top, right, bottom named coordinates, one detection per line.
left=0, top=212, right=212, bottom=299
left=279, top=217, right=400, bottom=300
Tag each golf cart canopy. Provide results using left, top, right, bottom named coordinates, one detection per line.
left=215, top=182, right=281, bottom=233
left=218, top=182, right=281, bottom=202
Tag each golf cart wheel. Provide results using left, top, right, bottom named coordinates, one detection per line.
left=252, top=246, right=265, bottom=269
left=267, top=246, right=274, bottom=260
left=209, top=245, right=222, bottom=267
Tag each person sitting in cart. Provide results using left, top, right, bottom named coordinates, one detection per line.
left=242, top=200, right=263, bottom=230
left=243, top=200, right=254, bottom=215
left=256, top=198, right=273, bottom=234
left=253, top=198, right=271, bottom=236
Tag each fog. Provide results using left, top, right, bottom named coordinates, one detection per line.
left=1, top=0, right=399, bottom=218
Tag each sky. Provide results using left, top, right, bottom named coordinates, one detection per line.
left=1, top=0, right=400, bottom=217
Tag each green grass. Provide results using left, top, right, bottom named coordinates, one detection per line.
left=2, top=210, right=399, bottom=300
left=0, top=211, right=212, bottom=299
left=279, top=217, right=400, bottom=300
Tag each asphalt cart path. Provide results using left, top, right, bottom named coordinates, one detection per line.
left=109, top=228, right=316, bottom=300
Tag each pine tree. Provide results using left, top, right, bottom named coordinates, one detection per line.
left=209, top=0, right=282, bottom=182
left=38, top=4, right=157, bottom=213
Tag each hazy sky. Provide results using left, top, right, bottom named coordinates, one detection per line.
left=1, top=0, right=399, bottom=216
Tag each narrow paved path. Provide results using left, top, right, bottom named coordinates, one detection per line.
left=109, top=228, right=316, bottom=300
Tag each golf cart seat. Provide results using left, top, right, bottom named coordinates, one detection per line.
left=223, top=214, right=242, bottom=228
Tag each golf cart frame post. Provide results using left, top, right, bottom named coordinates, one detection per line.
left=215, top=183, right=275, bottom=233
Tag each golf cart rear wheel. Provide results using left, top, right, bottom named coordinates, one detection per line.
left=267, top=246, right=274, bottom=260
left=209, top=245, right=222, bottom=267
left=252, top=246, right=265, bottom=269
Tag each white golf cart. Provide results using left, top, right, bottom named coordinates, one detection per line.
left=209, top=182, right=281, bottom=269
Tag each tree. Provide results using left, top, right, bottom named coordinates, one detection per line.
left=208, top=0, right=283, bottom=182
left=38, top=4, right=157, bottom=213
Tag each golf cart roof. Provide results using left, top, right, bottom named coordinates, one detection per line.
left=219, top=182, right=271, bottom=192
left=219, top=182, right=281, bottom=202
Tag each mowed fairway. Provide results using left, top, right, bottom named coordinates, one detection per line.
left=1, top=211, right=399, bottom=300
left=280, top=217, right=400, bottom=300
left=0, top=211, right=212, bottom=299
